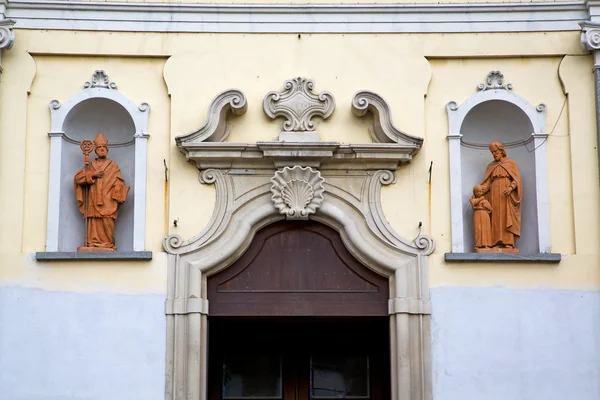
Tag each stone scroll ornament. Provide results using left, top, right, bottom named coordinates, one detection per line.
left=74, top=133, right=130, bottom=252
left=472, top=141, right=522, bottom=253
left=270, top=166, right=325, bottom=220
left=263, top=77, right=335, bottom=141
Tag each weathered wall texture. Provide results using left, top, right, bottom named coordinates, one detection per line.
left=431, top=287, right=600, bottom=400
left=0, top=286, right=166, bottom=400
left=0, top=26, right=598, bottom=399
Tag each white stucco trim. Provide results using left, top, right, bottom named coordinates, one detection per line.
left=446, top=126, right=464, bottom=253
left=45, top=132, right=63, bottom=252
left=133, top=131, right=149, bottom=252
left=45, top=71, right=150, bottom=252
left=446, top=85, right=550, bottom=254
left=532, top=132, right=551, bottom=253
left=6, top=0, right=587, bottom=34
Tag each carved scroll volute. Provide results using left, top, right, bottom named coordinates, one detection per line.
left=176, top=89, right=248, bottom=146
left=477, top=71, right=512, bottom=91
left=264, top=77, right=335, bottom=140
left=351, top=90, right=423, bottom=151
left=0, top=19, right=16, bottom=51
left=270, top=166, right=325, bottom=220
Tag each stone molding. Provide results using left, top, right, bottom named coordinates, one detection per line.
left=444, top=252, right=561, bottom=262
left=388, top=297, right=432, bottom=315
left=164, top=87, right=433, bottom=400
left=352, top=89, right=424, bottom=148
left=264, top=77, right=335, bottom=141
left=6, top=0, right=588, bottom=33
left=446, top=70, right=550, bottom=254
left=45, top=70, right=150, bottom=252
left=165, top=298, right=209, bottom=315
left=34, top=251, right=153, bottom=261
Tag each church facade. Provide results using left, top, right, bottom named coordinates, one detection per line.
left=1, top=1, right=599, bottom=399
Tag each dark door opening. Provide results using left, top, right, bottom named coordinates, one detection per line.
left=208, top=317, right=390, bottom=400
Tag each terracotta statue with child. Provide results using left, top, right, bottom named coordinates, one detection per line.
left=471, top=141, right=522, bottom=253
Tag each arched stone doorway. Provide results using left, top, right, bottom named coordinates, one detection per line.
left=207, top=221, right=391, bottom=399
left=163, top=88, right=434, bottom=400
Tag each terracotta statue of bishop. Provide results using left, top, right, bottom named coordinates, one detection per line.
left=74, top=133, right=129, bottom=252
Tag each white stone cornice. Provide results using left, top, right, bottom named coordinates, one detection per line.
left=5, top=0, right=588, bottom=33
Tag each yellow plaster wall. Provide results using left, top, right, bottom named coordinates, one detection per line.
left=0, top=29, right=598, bottom=294
left=426, top=56, right=600, bottom=289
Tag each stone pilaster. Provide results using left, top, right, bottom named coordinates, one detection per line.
left=580, top=21, right=600, bottom=183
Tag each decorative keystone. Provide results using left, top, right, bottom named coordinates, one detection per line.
left=270, top=166, right=325, bottom=220
left=84, top=70, right=118, bottom=90
left=264, top=77, right=335, bottom=140
left=477, top=71, right=512, bottom=91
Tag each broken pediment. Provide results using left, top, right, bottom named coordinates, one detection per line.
left=175, top=81, right=423, bottom=170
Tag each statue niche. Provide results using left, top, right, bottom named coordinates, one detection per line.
left=472, top=141, right=522, bottom=253
left=74, top=133, right=130, bottom=252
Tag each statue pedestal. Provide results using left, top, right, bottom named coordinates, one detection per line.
left=77, top=246, right=117, bottom=253
left=475, top=247, right=519, bottom=254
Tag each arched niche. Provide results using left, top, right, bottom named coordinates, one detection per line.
left=446, top=71, right=550, bottom=254
left=45, top=70, right=150, bottom=252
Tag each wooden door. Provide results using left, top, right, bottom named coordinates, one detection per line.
left=207, top=221, right=389, bottom=317
left=208, top=318, right=390, bottom=400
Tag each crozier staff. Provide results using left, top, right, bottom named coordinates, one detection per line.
left=479, top=141, right=522, bottom=249
left=74, top=133, right=129, bottom=251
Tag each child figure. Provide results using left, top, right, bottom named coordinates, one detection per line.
left=470, top=184, right=492, bottom=250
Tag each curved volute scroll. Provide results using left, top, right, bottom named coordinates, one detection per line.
left=163, top=169, right=235, bottom=254
left=175, top=88, right=248, bottom=146
left=0, top=19, right=16, bottom=51
left=351, top=90, right=424, bottom=152
left=361, top=170, right=435, bottom=256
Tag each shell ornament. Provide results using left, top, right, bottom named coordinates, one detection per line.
left=271, top=166, right=325, bottom=219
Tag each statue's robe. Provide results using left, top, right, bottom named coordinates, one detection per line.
left=480, top=157, right=521, bottom=247
left=74, top=158, right=129, bottom=249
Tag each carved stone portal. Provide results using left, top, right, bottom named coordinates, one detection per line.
left=263, top=77, right=335, bottom=142
left=166, top=86, right=433, bottom=400
left=270, top=166, right=325, bottom=220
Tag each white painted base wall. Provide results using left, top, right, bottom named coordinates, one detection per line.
left=1, top=285, right=598, bottom=399
left=0, top=286, right=166, bottom=400
left=431, top=287, right=600, bottom=400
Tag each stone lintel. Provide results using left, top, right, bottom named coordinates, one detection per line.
left=180, top=141, right=418, bottom=170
